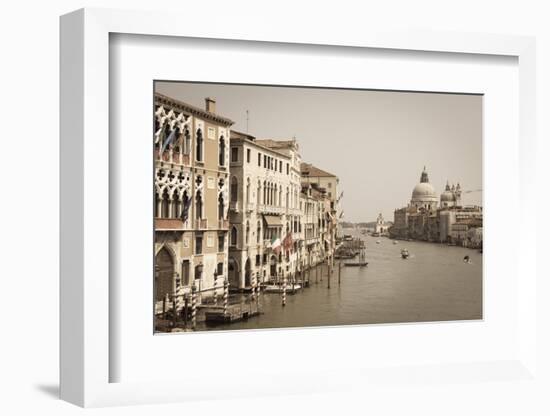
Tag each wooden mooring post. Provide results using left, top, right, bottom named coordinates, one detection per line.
left=191, top=285, right=197, bottom=330
left=316, top=263, right=320, bottom=283
left=282, top=277, right=287, bottom=307
left=183, top=295, right=189, bottom=329
left=327, top=264, right=331, bottom=289
left=338, top=261, right=342, bottom=285
left=213, top=273, right=218, bottom=305
left=223, top=279, right=229, bottom=317
left=172, top=298, right=177, bottom=327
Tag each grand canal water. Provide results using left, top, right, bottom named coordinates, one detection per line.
left=202, top=231, right=482, bottom=331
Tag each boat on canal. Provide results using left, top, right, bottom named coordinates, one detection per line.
left=401, top=248, right=410, bottom=259
left=263, top=283, right=302, bottom=293
left=344, top=247, right=368, bottom=267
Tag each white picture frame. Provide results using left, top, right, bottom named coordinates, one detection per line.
left=60, top=8, right=537, bottom=408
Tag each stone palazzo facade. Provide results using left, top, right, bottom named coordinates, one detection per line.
left=154, top=93, right=340, bottom=311
left=390, top=167, right=483, bottom=248
left=154, top=94, right=233, bottom=312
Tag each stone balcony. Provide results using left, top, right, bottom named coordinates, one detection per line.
left=258, top=204, right=285, bottom=215
left=155, top=218, right=190, bottom=231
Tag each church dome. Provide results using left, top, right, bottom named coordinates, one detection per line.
left=412, top=182, right=437, bottom=200
left=440, top=190, right=454, bottom=202
left=440, top=181, right=454, bottom=203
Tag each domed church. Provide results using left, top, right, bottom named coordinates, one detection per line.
left=440, top=181, right=462, bottom=208
left=410, top=166, right=438, bottom=210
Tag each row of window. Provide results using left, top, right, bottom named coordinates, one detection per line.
left=230, top=147, right=291, bottom=175
left=155, top=189, right=227, bottom=221
left=156, top=123, right=229, bottom=168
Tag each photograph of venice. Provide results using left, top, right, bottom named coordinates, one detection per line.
left=153, top=82, right=483, bottom=333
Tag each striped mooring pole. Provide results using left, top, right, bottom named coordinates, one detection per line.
left=213, top=273, right=218, bottom=305
left=191, top=284, right=197, bottom=330
left=223, top=279, right=229, bottom=317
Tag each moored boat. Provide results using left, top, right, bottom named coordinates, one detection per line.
left=401, top=248, right=409, bottom=259
left=263, top=283, right=302, bottom=293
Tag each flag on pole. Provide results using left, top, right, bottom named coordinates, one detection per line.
left=282, top=232, right=293, bottom=252
left=180, top=196, right=193, bottom=222
left=271, top=236, right=282, bottom=254
left=160, top=128, right=177, bottom=154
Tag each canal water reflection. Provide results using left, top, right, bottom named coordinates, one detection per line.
left=202, top=231, right=482, bottom=331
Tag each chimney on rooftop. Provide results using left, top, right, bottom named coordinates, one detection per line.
left=205, top=97, right=216, bottom=113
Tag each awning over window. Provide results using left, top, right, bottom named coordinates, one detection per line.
left=263, top=214, right=282, bottom=228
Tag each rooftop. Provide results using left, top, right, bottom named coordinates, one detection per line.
left=301, top=162, right=337, bottom=178
left=154, top=92, right=234, bottom=127
left=230, top=131, right=290, bottom=158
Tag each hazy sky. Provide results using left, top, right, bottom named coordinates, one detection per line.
left=155, top=82, right=482, bottom=223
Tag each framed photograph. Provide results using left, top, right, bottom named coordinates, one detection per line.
left=60, top=8, right=537, bottom=408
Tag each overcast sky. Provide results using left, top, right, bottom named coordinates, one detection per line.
left=155, top=82, right=482, bottom=223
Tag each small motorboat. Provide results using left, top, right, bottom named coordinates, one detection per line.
left=393, top=240, right=398, bottom=245
left=463, top=255, right=472, bottom=264
left=263, top=284, right=301, bottom=293
left=401, top=248, right=410, bottom=259
left=376, top=240, right=381, bottom=244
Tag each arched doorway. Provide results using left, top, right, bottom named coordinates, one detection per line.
left=228, top=257, right=239, bottom=288
left=244, top=258, right=251, bottom=287
left=155, top=247, right=174, bottom=301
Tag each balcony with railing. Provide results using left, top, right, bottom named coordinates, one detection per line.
left=258, top=204, right=285, bottom=215
left=155, top=150, right=191, bottom=166
left=155, top=218, right=190, bottom=231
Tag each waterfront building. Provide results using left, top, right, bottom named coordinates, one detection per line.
left=411, top=166, right=438, bottom=210
left=390, top=166, right=482, bottom=247
left=374, top=213, right=390, bottom=236
left=256, top=139, right=304, bottom=278
left=299, top=183, right=330, bottom=269
left=227, top=133, right=302, bottom=288
left=154, top=93, right=234, bottom=311
left=300, top=163, right=339, bottom=264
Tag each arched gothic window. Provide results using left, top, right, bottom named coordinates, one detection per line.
left=218, top=193, right=225, bottom=220
left=195, top=190, right=203, bottom=220
left=230, top=226, right=238, bottom=247
left=257, top=221, right=261, bottom=244
left=161, top=188, right=170, bottom=218
left=196, top=128, right=203, bottom=161
left=219, top=136, right=225, bottom=166
left=183, top=128, right=191, bottom=155
left=245, top=221, right=250, bottom=245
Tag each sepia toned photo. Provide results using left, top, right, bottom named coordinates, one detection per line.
left=153, top=82, right=482, bottom=333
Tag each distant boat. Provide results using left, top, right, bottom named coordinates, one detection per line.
left=344, top=261, right=368, bottom=267
left=401, top=248, right=410, bottom=259
left=376, top=240, right=381, bottom=244
left=393, top=240, right=398, bottom=245
left=345, top=247, right=368, bottom=267
left=264, top=284, right=301, bottom=293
